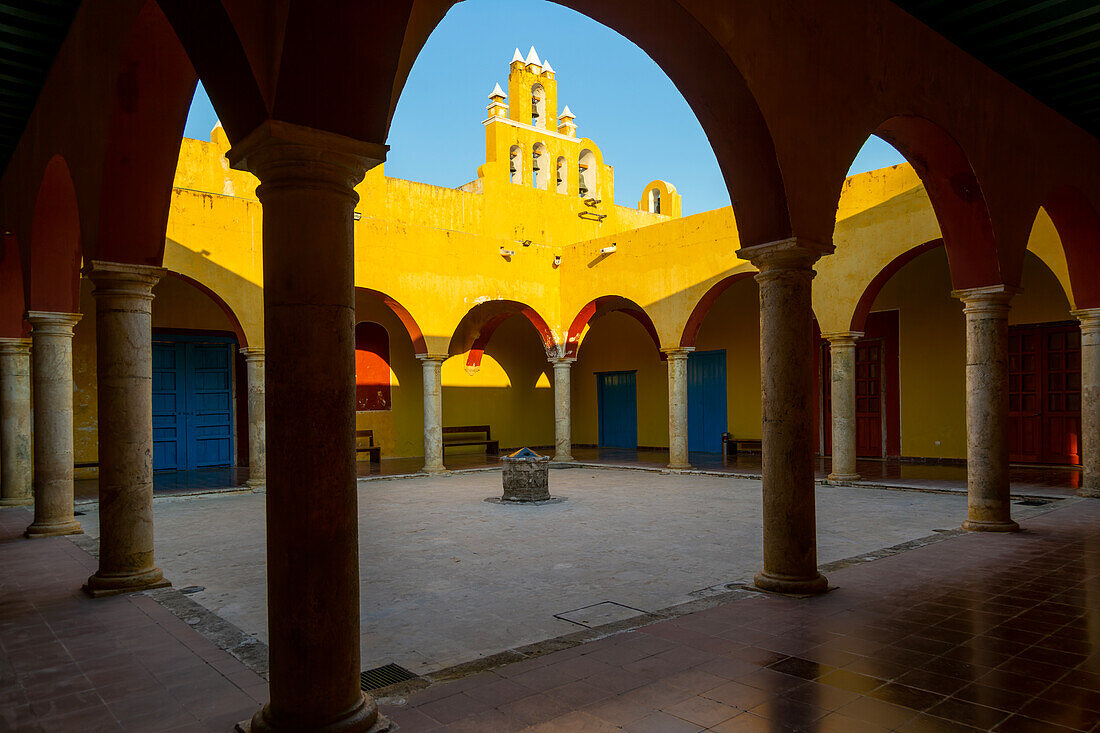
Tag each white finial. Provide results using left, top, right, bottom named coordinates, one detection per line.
left=541, top=59, right=554, bottom=74
left=511, top=48, right=524, bottom=63
left=525, top=46, right=541, bottom=67
left=489, top=83, right=506, bottom=99
left=560, top=105, right=574, bottom=120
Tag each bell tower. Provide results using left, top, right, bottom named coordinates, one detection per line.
left=508, top=47, right=558, bottom=130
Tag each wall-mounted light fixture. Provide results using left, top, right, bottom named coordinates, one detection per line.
left=599, top=244, right=617, bottom=255
left=521, top=239, right=532, bottom=247
left=500, top=247, right=515, bottom=257
left=352, top=212, right=362, bottom=221
left=553, top=255, right=562, bottom=267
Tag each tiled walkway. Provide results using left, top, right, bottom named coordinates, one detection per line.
left=381, top=499, right=1100, bottom=732
left=0, top=508, right=266, bottom=732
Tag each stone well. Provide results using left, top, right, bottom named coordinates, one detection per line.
left=500, top=447, right=551, bottom=502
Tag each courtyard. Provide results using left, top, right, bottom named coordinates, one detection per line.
left=71, top=468, right=1060, bottom=676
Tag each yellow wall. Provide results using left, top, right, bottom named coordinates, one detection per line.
left=694, top=278, right=762, bottom=439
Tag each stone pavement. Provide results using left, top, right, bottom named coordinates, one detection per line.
left=73, top=469, right=1056, bottom=674
left=0, top=508, right=267, bottom=732
left=380, top=498, right=1100, bottom=732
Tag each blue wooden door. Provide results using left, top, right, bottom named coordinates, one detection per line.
left=152, top=341, right=186, bottom=471
left=688, top=350, right=727, bottom=453
left=597, top=371, right=637, bottom=449
left=151, top=337, right=235, bottom=470
left=185, top=343, right=234, bottom=467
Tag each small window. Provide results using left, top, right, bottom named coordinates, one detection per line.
left=579, top=149, right=596, bottom=198
left=532, top=143, right=548, bottom=190
left=531, top=84, right=546, bottom=128
left=556, top=156, right=567, bottom=194
left=649, top=188, right=661, bottom=214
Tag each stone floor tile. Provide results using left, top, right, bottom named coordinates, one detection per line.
left=622, top=710, right=706, bottom=732
left=662, top=694, right=741, bottom=727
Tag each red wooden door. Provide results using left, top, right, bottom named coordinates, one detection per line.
left=855, top=340, right=883, bottom=457
left=1008, top=328, right=1042, bottom=462
left=1008, top=323, right=1081, bottom=465
left=819, top=337, right=885, bottom=458
left=1042, top=328, right=1081, bottom=464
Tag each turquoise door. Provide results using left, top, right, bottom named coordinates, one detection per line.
left=597, top=371, right=637, bottom=449
left=152, top=336, right=235, bottom=471
left=688, top=350, right=727, bottom=453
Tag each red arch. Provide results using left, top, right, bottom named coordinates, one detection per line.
left=566, top=296, right=662, bottom=359
left=96, top=0, right=197, bottom=266
left=680, top=272, right=755, bottom=348
left=0, top=234, right=27, bottom=338
left=865, top=118, right=1002, bottom=290
left=356, top=288, right=427, bottom=355
left=449, top=300, right=557, bottom=369
left=27, top=154, right=82, bottom=313
left=849, top=239, right=943, bottom=332
left=165, top=271, right=248, bottom=347
left=1039, top=186, right=1100, bottom=309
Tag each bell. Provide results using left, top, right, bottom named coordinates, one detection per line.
left=509, top=161, right=516, bottom=174
left=532, top=158, right=541, bottom=172
left=579, top=184, right=588, bottom=196
left=556, top=174, right=562, bottom=185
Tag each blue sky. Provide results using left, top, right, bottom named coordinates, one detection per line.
left=183, top=0, right=904, bottom=216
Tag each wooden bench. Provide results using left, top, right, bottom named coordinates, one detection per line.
left=355, top=429, right=381, bottom=464
left=722, top=433, right=763, bottom=458
left=442, top=425, right=499, bottom=456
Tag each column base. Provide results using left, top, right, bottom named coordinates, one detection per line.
left=753, top=570, right=829, bottom=596
left=420, top=465, right=447, bottom=475
left=1076, top=486, right=1100, bottom=498
left=666, top=463, right=692, bottom=471
left=0, top=496, right=34, bottom=506
left=245, top=477, right=267, bottom=490
left=25, top=519, right=83, bottom=538
left=237, top=694, right=391, bottom=733
left=550, top=455, right=575, bottom=464
left=962, top=518, right=1020, bottom=532
left=827, top=473, right=860, bottom=483
left=83, top=567, right=171, bottom=597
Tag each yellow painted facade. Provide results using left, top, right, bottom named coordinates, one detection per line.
left=68, top=51, right=1077, bottom=471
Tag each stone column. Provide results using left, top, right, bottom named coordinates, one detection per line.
left=550, top=357, right=575, bottom=463
left=823, top=331, right=862, bottom=482
left=419, top=354, right=447, bottom=474
left=663, top=347, right=693, bottom=470
left=1072, top=308, right=1100, bottom=498
left=0, top=338, right=33, bottom=506
left=227, top=121, right=389, bottom=733
left=24, top=311, right=83, bottom=538
left=953, top=286, right=1018, bottom=532
left=84, top=261, right=171, bottom=596
left=736, top=237, right=833, bottom=595
left=240, top=348, right=266, bottom=489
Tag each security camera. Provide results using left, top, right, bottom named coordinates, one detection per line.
left=553, top=255, right=562, bottom=266
left=599, top=244, right=617, bottom=255
left=500, top=247, right=515, bottom=257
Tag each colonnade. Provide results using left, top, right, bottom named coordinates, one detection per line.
left=0, top=131, right=1096, bottom=731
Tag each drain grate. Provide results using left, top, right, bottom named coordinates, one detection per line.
left=1016, top=499, right=1051, bottom=506
left=360, top=663, right=419, bottom=691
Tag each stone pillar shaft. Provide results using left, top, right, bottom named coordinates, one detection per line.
left=953, top=286, right=1018, bottom=532
left=25, top=311, right=83, bottom=538
left=823, top=332, right=862, bottom=482
left=0, top=338, right=33, bottom=506
left=419, top=355, right=447, bottom=474
left=551, top=357, right=575, bottom=462
left=1073, top=308, right=1100, bottom=498
left=227, top=121, right=388, bottom=733
left=663, top=347, right=693, bottom=470
left=84, top=261, right=170, bottom=596
left=737, top=237, right=833, bottom=595
left=241, top=348, right=266, bottom=489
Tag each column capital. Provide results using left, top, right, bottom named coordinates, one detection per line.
left=821, top=331, right=864, bottom=347
left=1071, top=308, right=1100, bottom=331
left=239, top=346, right=265, bottom=361
left=25, top=311, right=81, bottom=333
left=550, top=356, right=576, bottom=367
left=85, top=260, right=166, bottom=300
left=736, top=237, right=834, bottom=273
left=661, top=347, right=695, bottom=359
left=417, top=353, right=449, bottom=364
left=0, top=337, right=31, bottom=355
left=226, top=120, right=387, bottom=195
left=951, top=284, right=1018, bottom=313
